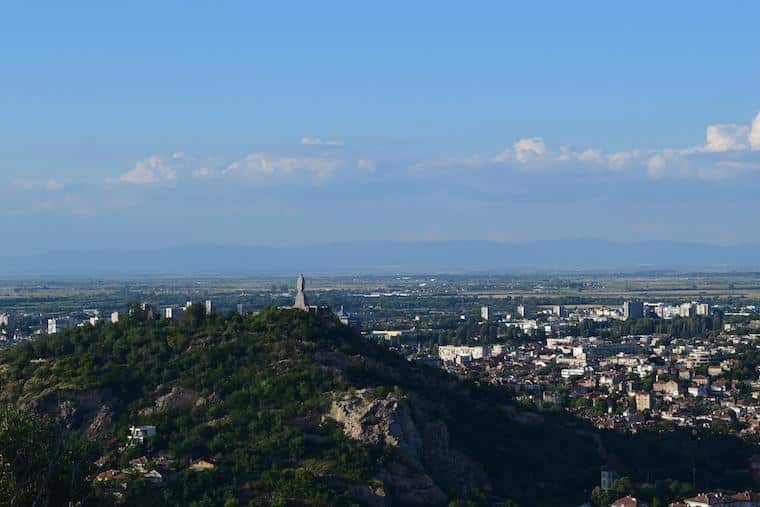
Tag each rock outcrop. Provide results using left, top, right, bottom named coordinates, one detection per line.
left=327, top=389, right=490, bottom=505
left=22, top=388, right=114, bottom=440
left=140, top=386, right=205, bottom=415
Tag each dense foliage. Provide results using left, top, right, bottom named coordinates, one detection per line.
left=0, top=307, right=755, bottom=506
left=0, top=407, right=96, bottom=506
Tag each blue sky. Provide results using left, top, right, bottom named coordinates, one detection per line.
left=3, top=2, right=760, bottom=254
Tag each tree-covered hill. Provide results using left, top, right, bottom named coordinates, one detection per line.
left=0, top=307, right=754, bottom=506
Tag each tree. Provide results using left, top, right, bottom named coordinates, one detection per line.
left=0, top=407, right=95, bottom=507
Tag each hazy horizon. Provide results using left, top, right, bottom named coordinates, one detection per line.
left=5, top=238, right=760, bottom=277
left=4, top=3, right=760, bottom=259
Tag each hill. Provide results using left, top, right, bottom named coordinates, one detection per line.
left=0, top=308, right=754, bottom=506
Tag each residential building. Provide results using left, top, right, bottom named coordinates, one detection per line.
left=128, top=425, right=156, bottom=444
left=611, top=496, right=647, bottom=507
left=653, top=380, right=680, bottom=397
left=47, top=318, right=71, bottom=334
left=189, top=459, right=215, bottom=472
left=438, top=345, right=485, bottom=363
left=680, top=302, right=696, bottom=318
left=635, top=392, right=652, bottom=411
left=623, top=300, right=644, bottom=320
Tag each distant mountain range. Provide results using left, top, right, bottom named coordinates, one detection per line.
left=3, top=239, right=760, bottom=277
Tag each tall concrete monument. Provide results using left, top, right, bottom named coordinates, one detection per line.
left=293, top=273, right=309, bottom=310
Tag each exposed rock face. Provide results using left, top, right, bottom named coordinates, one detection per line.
left=86, top=405, right=114, bottom=440
left=24, top=388, right=113, bottom=439
left=140, top=387, right=205, bottom=416
left=327, top=389, right=490, bottom=505
left=329, top=389, right=423, bottom=462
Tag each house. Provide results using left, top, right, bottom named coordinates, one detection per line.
left=730, top=491, right=760, bottom=506
left=129, top=456, right=150, bottom=473
left=144, top=469, right=164, bottom=483
left=611, top=496, right=648, bottom=507
left=635, top=392, right=652, bottom=411
left=688, top=385, right=708, bottom=397
left=154, top=456, right=176, bottom=469
left=653, top=380, right=679, bottom=397
left=95, top=469, right=131, bottom=482
left=189, top=459, right=215, bottom=472
left=683, top=492, right=734, bottom=506
left=128, top=425, right=156, bottom=444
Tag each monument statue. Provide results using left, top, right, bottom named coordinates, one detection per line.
left=294, top=273, right=309, bottom=310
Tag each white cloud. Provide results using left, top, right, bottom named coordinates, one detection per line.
left=749, top=112, right=760, bottom=150
left=704, top=124, right=750, bottom=152
left=646, top=154, right=667, bottom=179
left=300, top=137, right=344, bottom=146
left=119, top=155, right=178, bottom=185
left=223, top=152, right=343, bottom=181
left=510, top=137, right=548, bottom=163
left=417, top=112, right=760, bottom=181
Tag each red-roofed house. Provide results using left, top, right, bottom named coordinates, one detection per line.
left=612, top=496, right=648, bottom=507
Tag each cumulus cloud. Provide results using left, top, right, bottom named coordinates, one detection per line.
left=118, top=155, right=179, bottom=185
left=416, top=112, right=760, bottom=181
left=703, top=124, right=750, bottom=152
left=749, top=112, right=760, bottom=150
left=112, top=153, right=222, bottom=185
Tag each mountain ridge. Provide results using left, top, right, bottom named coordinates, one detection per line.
left=3, top=239, right=760, bottom=277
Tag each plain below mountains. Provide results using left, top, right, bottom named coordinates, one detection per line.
left=4, top=239, right=760, bottom=276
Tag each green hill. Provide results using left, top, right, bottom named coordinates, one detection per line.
left=0, top=306, right=754, bottom=506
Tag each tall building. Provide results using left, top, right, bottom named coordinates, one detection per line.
left=481, top=305, right=492, bottom=321
left=696, top=303, right=711, bottom=316
left=551, top=305, right=566, bottom=318
left=336, top=305, right=361, bottom=330
left=517, top=304, right=530, bottom=317
left=236, top=303, right=245, bottom=315
left=204, top=300, right=213, bottom=315
left=164, top=307, right=182, bottom=320
left=47, top=318, right=70, bottom=334
left=623, top=300, right=644, bottom=320
left=679, top=302, right=696, bottom=318
left=110, top=312, right=120, bottom=324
